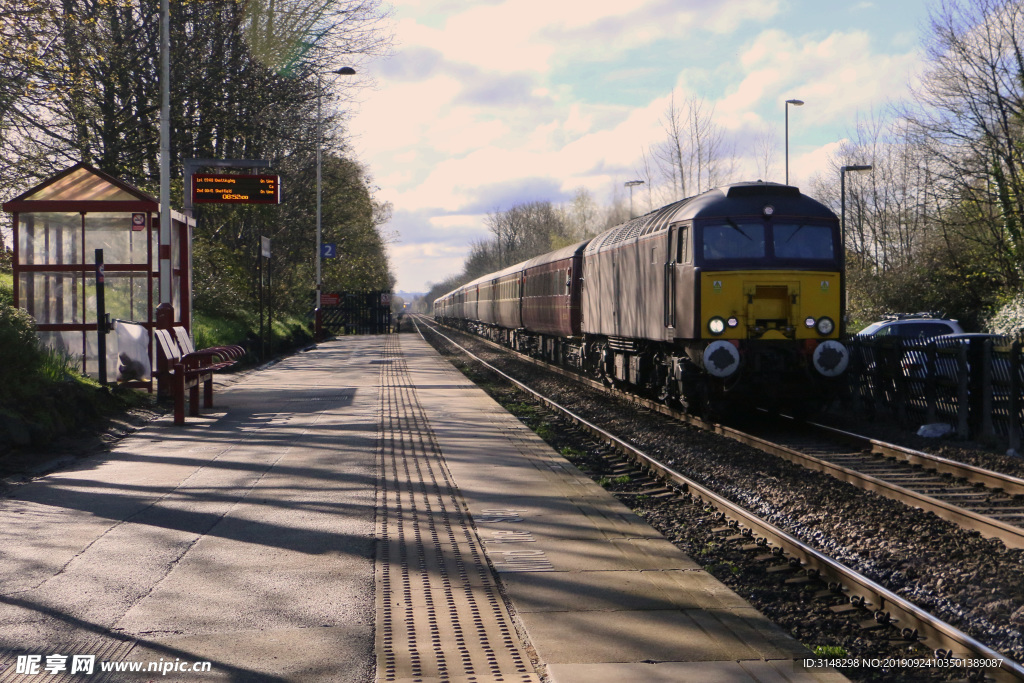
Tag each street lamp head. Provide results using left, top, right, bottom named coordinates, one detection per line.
left=841, top=164, right=872, bottom=173
left=624, top=180, right=644, bottom=187
left=335, top=67, right=356, bottom=75
left=786, top=99, right=804, bottom=106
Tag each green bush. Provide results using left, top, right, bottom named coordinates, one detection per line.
left=0, top=302, right=45, bottom=401
left=985, top=291, right=1024, bottom=336
left=0, top=272, right=12, bottom=307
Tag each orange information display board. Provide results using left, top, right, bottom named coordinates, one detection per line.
left=192, top=174, right=280, bottom=204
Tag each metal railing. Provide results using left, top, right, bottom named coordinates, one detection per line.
left=847, top=334, right=1024, bottom=450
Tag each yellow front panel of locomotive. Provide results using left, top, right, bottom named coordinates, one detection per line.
left=699, top=271, right=841, bottom=340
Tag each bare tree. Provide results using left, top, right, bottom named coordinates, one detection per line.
left=651, top=91, right=737, bottom=201
left=753, top=125, right=779, bottom=182
left=904, top=0, right=1024, bottom=285
left=557, top=187, right=601, bottom=242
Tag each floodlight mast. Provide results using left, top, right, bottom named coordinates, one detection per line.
left=784, top=98, right=804, bottom=185
left=315, top=66, right=356, bottom=340
left=624, top=180, right=644, bottom=218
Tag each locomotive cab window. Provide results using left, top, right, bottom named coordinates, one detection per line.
left=702, top=221, right=765, bottom=260
left=672, top=224, right=692, bottom=263
left=696, top=219, right=838, bottom=266
left=774, top=223, right=834, bottom=260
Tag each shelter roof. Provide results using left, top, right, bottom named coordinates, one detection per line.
left=2, top=162, right=158, bottom=213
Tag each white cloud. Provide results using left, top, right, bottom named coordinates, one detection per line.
left=351, top=0, right=932, bottom=290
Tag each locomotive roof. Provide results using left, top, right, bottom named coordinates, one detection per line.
left=523, top=239, right=589, bottom=269
left=585, top=181, right=836, bottom=254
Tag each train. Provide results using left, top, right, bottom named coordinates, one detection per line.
left=433, top=181, right=849, bottom=415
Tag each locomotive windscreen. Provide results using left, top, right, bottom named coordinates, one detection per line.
left=773, top=224, right=834, bottom=260
left=698, top=220, right=838, bottom=265
left=702, top=221, right=765, bottom=260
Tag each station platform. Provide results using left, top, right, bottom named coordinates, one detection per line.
left=0, top=331, right=843, bottom=683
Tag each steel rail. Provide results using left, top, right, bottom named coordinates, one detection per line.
left=710, top=422, right=1024, bottom=551
left=803, top=419, right=1024, bottom=498
left=416, top=317, right=1024, bottom=681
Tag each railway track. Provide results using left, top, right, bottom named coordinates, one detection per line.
left=416, top=316, right=1024, bottom=552
left=414, top=316, right=1024, bottom=681
left=733, top=417, right=1024, bottom=551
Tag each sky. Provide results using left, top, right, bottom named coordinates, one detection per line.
left=347, top=0, right=939, bottom=295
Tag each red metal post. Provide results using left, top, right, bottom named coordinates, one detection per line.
left=156, top=303, right=175, bottom=399
left=173, top=361, right=185, bottom=425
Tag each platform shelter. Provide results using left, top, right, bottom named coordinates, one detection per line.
left=2, top=163, right=193, bottom=385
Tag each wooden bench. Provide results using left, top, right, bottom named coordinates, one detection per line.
left=155, top=327, right=245, bottom=425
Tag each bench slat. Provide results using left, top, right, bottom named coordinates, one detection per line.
left=156, top=327, right=242, bottom=425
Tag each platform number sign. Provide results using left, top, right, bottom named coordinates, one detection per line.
left=321, top=243, right=337, bottom=258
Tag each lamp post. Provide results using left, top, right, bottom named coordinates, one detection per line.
left=624, top=180, right=644, bottom=218
left=784, top=99, right=804, bottom=185
left=840, top=164, right=872, bottom=248
left=315, top=66, right=356, bottom=339
left=840, top=164, right=872, bottom=324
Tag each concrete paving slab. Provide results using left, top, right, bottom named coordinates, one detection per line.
left=399, top=324, right=844, bottom=682
left=547, top=660, right=843, bottom=683
left=518, top=608, right=759, bottom=663
left=0, top=340, right=380, bottom=682
left=498, top=569, right=685, bottom=612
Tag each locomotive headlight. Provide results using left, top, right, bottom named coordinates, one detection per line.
left=708, top=317, right=726, bottom=335
left=815, top=316, right=835, bottom=336
left=727, top=316, right=739, bottom=328
left=804, top=316, right=816, bottom=328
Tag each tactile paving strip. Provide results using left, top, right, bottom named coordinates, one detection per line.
left=375, top=336, right=538, bottom=683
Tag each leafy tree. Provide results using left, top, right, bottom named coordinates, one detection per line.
left=904, top=0, right=1024, bottom=286
left=0, top=0, right=394, bottom=329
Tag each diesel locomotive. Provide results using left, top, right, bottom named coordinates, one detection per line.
left=434, top=181, right=849, bottom=414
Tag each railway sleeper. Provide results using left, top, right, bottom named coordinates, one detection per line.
left=813, top=582, right=848, bottom=601
left=766, top=556, right=804, bottom=575
left=859, top=610, right=896, bottom=632
left=830, top=594, right=875, bottom=615
left=755, top=546, right=788, bottom=563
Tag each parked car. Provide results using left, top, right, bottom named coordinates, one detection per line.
left=854, top=315, right=966, bottom=381
left=856, top=314, right=964, bottom=340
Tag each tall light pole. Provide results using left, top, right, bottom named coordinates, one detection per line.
left=840, top=164, right=872, bottom=248
left=785, top=99, right=804, bottom=185
left=315, top=66, right=356, bottom=339
left=624, top=180, right=644, bottom=218
left=840, top=164, right=872, bottom=322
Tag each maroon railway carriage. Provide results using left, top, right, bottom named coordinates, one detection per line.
left=522, top=240, right=587, bottom=337
left=455, top=277, right=481, bottom=322
left=477, top=261, right=525, bottom=331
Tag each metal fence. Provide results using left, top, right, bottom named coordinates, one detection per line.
left=847, top=334, right=1024, bottom=449
left=320, top=291, right=393, bottom=335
